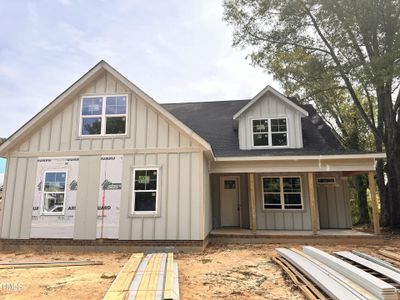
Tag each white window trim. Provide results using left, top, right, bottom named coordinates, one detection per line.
left=79, top=94, right=129, bottom=137
left=40, top=170, right=68, bottom=216
left=261, top=176, right=304, bottom=211
left=250, top=116, right=289, bottom=148
left=131, top=167, right=160, bottom=216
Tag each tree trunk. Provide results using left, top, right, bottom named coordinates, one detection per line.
left=353, top=175, right=370, bottom=225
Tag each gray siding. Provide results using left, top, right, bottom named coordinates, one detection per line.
left=238, top=91, right=303, bottom=150
left=317, top=173, right=352, bottom=229
left=255, top=173, right=314, bottom=230
left=211, top=173, right=250, bottom=229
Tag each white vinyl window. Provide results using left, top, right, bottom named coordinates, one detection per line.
left=132, top=168, right=159, bottom=215
left=262, top=176, right=303, bottom=210
left=41, top=171, right=67, bottom=215
left=80, top=95, right=128, bottom=136
left=252, top=117, right=288, bottom=147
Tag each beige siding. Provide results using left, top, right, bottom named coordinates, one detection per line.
left=0, top=157, right=37, bottom=239
left=3, top=69, right=206, bottom=241
left=73, top=156, right=101, bottom=240
left=202, top=156, right=212, bottom=237
left=118, top=152, right=203, bottom=240
left=13, top=70, right=200, bottom=155
left=238, top=91, right=303, bottom=149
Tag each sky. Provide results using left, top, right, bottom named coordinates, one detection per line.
left=0, top=1, right=278, bottom=175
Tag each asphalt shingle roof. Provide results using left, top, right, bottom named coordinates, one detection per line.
left=162, top=100, right=361, bottom=157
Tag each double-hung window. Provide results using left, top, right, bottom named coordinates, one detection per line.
left=132, top=168, right=159, bottom=214
left=262, top=176, right=302, bottom=210
left=80, top=95, right=128, bottom=136
left=252, top=117, right=288, bottom=147
left=41, top=171, right=67, bottom=215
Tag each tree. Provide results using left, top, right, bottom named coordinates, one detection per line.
left=223, top=0, right=400, bottom=227
left=264, top=43, right=374, bottom=224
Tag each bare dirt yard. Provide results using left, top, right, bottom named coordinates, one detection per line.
left=0, top=236, right=399, bottom=299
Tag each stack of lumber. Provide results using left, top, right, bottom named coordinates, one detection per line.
left=275, top=246, right=400, bottom=300
left=103, top=252, right=179, bottom=300
left=0, top=260, right=102, bottom=269
left=304, top=246, right=397, bottom=300
left=276, top=248, right=370, bottom=299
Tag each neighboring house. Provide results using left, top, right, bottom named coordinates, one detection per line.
left=0, top=61, right=384, bottom=244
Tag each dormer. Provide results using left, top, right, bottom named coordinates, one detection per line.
left=233, top=86, right=309, bottom=150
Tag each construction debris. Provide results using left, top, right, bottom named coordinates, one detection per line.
left=103, top=252, right=179, bottom=300
left=0, top=260, right=103, bottom=269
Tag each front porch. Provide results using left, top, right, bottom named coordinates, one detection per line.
left=209, top=154, right=383, bottom=237
left=208, top=228, right=384, bottom=245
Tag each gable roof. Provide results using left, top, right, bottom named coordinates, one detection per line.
left=0, top=61, right=212, bottom=156
left=162, top=100, right=375, bottom=157
left=232, top=85, right=309, bottom=120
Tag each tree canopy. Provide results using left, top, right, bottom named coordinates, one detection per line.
left=223, top=0, right=400, bottom=227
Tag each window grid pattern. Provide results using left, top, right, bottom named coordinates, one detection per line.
left=132, top=169, right=158, bottom=214
left=80, top=95, right=127, bottom=136
left=262, top=176, right=302, bottom=210
left=42, top=171, right=67, bottom=215
left=252, top=117, right=288, bottom=147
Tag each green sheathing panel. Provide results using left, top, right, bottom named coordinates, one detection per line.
left=73, top=156, right=101, bottom=239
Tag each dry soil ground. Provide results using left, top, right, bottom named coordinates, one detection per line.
left=0, top=237, right=399, bottom=300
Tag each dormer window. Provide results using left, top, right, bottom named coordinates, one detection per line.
left=80, top=95, right=128, bottom=136
left=252, top=117, right=288, bottom=147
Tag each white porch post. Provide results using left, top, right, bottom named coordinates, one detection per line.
left=249, top=173, right=257, bottom=232
left=307, top=172, right=318, bottom=235
left=368, top=171, right=381, bottom=234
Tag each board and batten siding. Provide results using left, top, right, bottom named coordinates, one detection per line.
left=238, top=91, right=303, bottom=150
left=13, top=70, right=201, bottom=155
left=317, top=173, right=352, bottom=229
left=255, top=173, right=314, bottom=230
left=118, top=152, right=204, bottom=241
left=0, top=157, right=37, bottom=239
left=1, top=70, right=207, bottom=240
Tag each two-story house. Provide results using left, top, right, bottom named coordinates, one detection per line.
left=0, top=61, right=385, bottom=249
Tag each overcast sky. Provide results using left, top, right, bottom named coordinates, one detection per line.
left=0, top=0, right=277, bottom=140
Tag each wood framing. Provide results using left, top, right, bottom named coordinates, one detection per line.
left=308, top=172, right=318, bottom=235
left=249, top=173, right=257, bottom=232
left=368, top=171, right=381, bottom=235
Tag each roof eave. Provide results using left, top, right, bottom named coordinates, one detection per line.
left=233, top=85, right=309, bottom=120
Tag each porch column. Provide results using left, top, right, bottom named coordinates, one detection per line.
left=368, top=171, right=381, bottom=234
left=249, top=173, right=257, bottom=232
left=307, top=172, right=318, bottom=235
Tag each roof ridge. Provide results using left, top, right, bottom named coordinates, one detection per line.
left=160, top=99, right=251, bottom=105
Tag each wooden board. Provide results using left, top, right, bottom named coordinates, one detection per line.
left=379, top=250, right=400, bottom=263
left=164, top=253, right=174, bottom=300
left=104, top=253, right=144, bottom=300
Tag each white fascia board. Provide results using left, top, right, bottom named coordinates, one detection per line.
left=0, top=61, right=214, bottom=158
left=215, top=153, right=386, bottom=162
left=233, top=85, right=309, bottom=120
left=0, top=62, right=106, bottom=156
left=102, top=63, right=213, bottom=154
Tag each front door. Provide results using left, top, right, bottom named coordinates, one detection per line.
left=220, top=176, right=240, bottom=227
